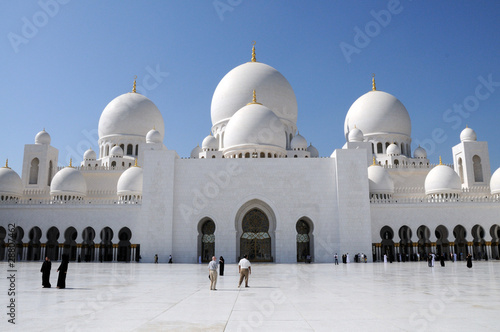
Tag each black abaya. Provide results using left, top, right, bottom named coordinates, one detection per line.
left=40, top=260, right=51, bottom=288
left=57, top=257, right=69, bottom=289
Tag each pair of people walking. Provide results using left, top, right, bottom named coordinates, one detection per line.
left=40, top=255, right=69, bottom=289
left=207, top=255, right=251, bottom=290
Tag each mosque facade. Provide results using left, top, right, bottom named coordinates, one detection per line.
left=1, top=46, right=500, bottom=264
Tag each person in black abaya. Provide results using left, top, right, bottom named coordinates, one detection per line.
left=40, top=256, right=51, bottom=288
left=440, top=254, right=445, bottom=267
left=219, top=256, right=225, bottom=276
left=466, top=253, right=473, bottom=268
left=57, top=254, right=69, bottom=289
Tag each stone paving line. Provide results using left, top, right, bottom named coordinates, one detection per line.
left=1, top=261, right=499, bottom=331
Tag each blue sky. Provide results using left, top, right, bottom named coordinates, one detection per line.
left=1, top=1, right=499, bottom=174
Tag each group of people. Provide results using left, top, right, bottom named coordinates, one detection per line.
left=153, top=254, right=173, bottom=264
left=207, top=255, right=251, bottom=291
left=426, top=252, right=474, bottom=268
left=40, top=255, right=69, bottom=289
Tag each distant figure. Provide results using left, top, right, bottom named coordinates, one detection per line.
left=466, top=254, right=473, bottom=268
left=168, top=255, right=173, bottom=264
left=334, top=253, right=339, bottom=265
left=208, top=256, right=218, bottom=290
left=40, top=257, right=51, bottom=288
left=219, top=256, right=225, bottom=276
left=154, top=254, right=158, bottom=264
left=346, top=253, right=350, bottom=263
left=238, top=255, right=252, bottom=288
left=383, top=254, right=387, bottom=263
left=306, top=254, right=311, bottom=263
left=198, top=256, right=202, bottom=264
left=57, top=254, right=69, bottom=289
left=440, top=254, right=445, bottom=267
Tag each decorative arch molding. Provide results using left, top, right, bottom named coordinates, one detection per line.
left=295, top=216, right=315, bottom=262
left=234, top=198, right=277, bottom=262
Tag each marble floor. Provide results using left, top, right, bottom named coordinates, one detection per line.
left=1, top=260, right=499, bottom=331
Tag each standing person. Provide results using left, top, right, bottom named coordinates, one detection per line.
left=440, top=254, right=445, bottom=267
left=346, top=253, right=350, bottom=263
left=168, top=255, right=173, bottom=264
left=40, top=257, right=51, bottom=288
left=334, top=253, right=339, bottom=265
left=208, top=256, right=218, bottom=290
left=57, top=254, right=69, bottom=289
left=238, top=254, right=251, bottom=288
left=383, top=254, right=387, bottom=263
left=219, top=256, right=225, bottom=276
left=466, top=253, right=473, bottom=268
left=154, top=254, right=158, bottom=263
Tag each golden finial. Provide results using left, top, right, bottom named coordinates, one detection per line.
left=247, top=89, right=262, bottom=105
left=69, top=158, right=73, bottom=168
left=439, top=156, right=442, bottom=165
left=3, top=159, right=10, bottom=169
left=251, top=41, right=256, bottom=62
left=372, top=156, right=377, bottom=166
left=372, top=73, right=376, bottom=91
left=466, top=124, right=468, bottom=128
left=132, top=75, right=137, bottom=93
left=134, top=159, right=138, bottom=167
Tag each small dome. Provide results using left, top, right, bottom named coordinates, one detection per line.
left=202, top=135, right=218, bottom=150
left=83, top=148, right=97, bottom=160
left=35, top=129, right=51, bottom=145
left=224, top=103, right=286, bottom=152
left=460, top=126, right=477, bottom=142
left=291, top=133, right=307, bottom=150
left=348, top=127, right=364, bottom=142
left=51, top=167, right=87, bottom=197
left=386, top=143, right=401, bottom=156
left=368, top=164, right=394, bottom=194
left=190, top=145, right=202, bottom=158
left=307, top=144, right=319, bottom=158
left=414, top=146, right=427, bottom=159
left=0, top=164, right=23, bottom=198
left=117, top=166, right=143, bottom=196
left=424, top=164, right=461, bottom=195
left=110, top=146, right=124, bottom=157
left=490, top=168, right=500, bottom=195
left=146, top=128, right=163, bottom=144
left=98, top=92, right=165, bottom=140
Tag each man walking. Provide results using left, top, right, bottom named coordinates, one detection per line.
left=208, top=256, right=218, bottom=290
left=334, top=253, right=339, bottom=265
left=238, top=254, right=251, bottom=288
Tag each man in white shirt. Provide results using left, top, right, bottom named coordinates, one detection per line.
left=208, top=256, right=218, bottom=290
left=238, top=255, right=251, bottom=288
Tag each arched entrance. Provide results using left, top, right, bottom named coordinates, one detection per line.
left=63, top=227, right=78, bottom=261
left=45, top=227, right=59, bottom=261
left=471, top=224, right=486, bottom=260
left=296, top=219, right=312, bottom=262
left=453, top=225, right=468, bottom=260
left=240, top=208, right=272, bottom=262
left=435, top=225, right=450, bottom=259
left=490, top=225, right=500, bottom=260
left=417, top=225, right=431, bottom=258
left=398, top=226, right=413, bottom=261
left=380, top=226, right=395, bottom=261
left=28, top=226, right=42, bottom=261
left=82, top=227, right=95, bottom=262
left=200, top=219, right=215, bottom=263
left=117, top=227, right=132, bottom=262
left=99, top=227, right=114, bottom=262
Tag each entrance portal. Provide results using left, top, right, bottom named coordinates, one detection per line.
left=240, top=209, right=272, bottom=262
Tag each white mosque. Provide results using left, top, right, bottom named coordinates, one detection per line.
left=1, top=45, right=500, bottom=264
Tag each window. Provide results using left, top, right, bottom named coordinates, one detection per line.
left=29, top=158, right=39, bottom=184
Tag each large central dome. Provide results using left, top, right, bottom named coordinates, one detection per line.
left=98, top=92, right=165, bottom=139
left=344, top=90, right=411, bottom=140
left=211, top=62, right=297, bottom=127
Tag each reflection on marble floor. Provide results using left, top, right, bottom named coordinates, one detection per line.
left=1, top=261, right=499, bottom=331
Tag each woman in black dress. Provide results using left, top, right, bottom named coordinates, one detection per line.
left=466, top=253, right=473, bottom=268
left=40, top=257, right=51, bottom=288
left=219, top=256, right=225, bottom=276
left=57, top=254, right=69, bottom=289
